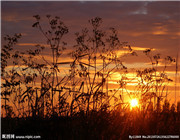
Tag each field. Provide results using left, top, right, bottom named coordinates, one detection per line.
left=1, top=109, right=180, bottom=140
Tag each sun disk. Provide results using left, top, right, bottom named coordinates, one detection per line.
left=130, top=99, right=138, bottom=108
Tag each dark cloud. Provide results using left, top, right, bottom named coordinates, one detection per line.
left=1, top=1, right=179, bottom=60
left=147, top=1, right=180, bottom=16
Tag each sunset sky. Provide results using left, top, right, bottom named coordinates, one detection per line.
left=1, top=1, right=180, bottom=104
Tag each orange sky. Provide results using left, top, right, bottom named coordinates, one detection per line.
left=1, top=1, right=180, bottom=107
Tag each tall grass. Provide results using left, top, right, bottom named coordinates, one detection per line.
left=1, top=15, right=179, bottom=139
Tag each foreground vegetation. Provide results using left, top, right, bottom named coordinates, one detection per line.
left=1, top=15, right=179, bottom=139
left=2, top=109, right=180, bottom=140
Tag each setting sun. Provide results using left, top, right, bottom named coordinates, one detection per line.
left=130, top=99, right=138, bottom=108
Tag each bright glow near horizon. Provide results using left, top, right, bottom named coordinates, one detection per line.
left=130, top=99, right=138, bottom=108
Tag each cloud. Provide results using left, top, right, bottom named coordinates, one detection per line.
left=1, top=1, right=179, bottom=68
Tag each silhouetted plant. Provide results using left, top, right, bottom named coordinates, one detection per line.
left=134, top=49, right=175, bottom=113
left=32, top=15, right=69, bottom=116
left=1, top=15, right=179, bottom=140
left=68, top=17, right=135, bottom=115
left=1, top=34, right=22, bottom=117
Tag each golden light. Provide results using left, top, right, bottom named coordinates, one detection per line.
left=130, top=99, right=138, bottom=108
